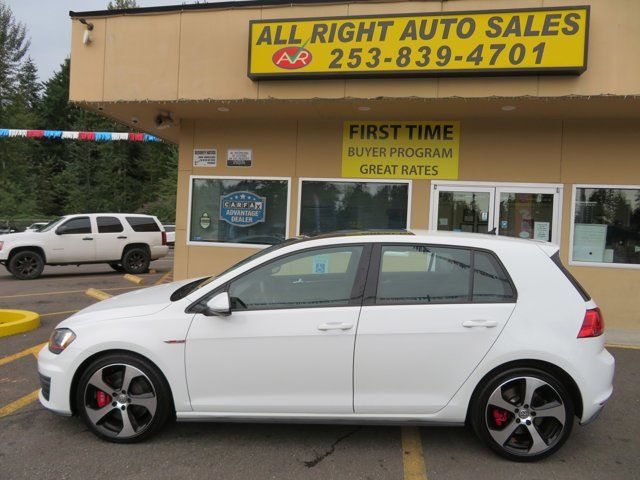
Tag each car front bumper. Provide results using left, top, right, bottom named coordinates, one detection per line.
left=37, top=345, right=77, bottom=416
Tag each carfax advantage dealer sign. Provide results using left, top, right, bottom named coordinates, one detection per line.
left=248, top=6, right=589, bottom=79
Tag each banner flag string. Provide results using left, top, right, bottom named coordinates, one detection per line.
left=0, top=129, right=161, bottom=142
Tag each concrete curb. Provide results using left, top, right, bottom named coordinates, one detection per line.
left=85, top=288, right=113, bottom=301
left=123, top=274, right=143, bottom=285
left=0, top=310, right=41, bottom=338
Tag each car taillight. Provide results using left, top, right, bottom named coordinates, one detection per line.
left=578, top=307, right=604, bottom=338
left=161, top=231, right=167, bottom=246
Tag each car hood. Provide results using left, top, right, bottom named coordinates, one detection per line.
left=0, top=231, right=40, bottom=242
left=58, top=278, right=195, bottom=328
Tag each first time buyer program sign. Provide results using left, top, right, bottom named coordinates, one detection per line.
left=342, top=122, right=460, bottom=179
left=248, top=6, right=589, bottom=79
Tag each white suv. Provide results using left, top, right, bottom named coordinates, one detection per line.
left=0, top=213, right=169, bottom=279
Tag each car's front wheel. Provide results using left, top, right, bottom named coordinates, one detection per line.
left=471, top=368, right=574, bottom=462
left=76, top=353, right=172, bottom=443
left=8, top=250, right=45, bottom=279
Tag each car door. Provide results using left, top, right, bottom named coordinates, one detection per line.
left=47, top=216, right=96, bottom=263
left=185, top=243, right=370, bottom=414
left=354, top=243, right=517, bottom=415
left=94, top=216, right=127, bottom=261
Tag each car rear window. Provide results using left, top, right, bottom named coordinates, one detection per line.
left=97, top=216, right=124, bottom=233
left=551, top=252, right=591, bottom=301
left=126, top=216, right=160, bottom=232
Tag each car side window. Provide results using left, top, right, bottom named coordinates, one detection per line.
left=57, top=217, right=91, bottom=235
left=97, top=216, right=124, bottom=233
left=472, top=251, right=516, bottom=302
left=376, top=245, right=472, bottom=304
left=228, top=245, right=364, bottom=311
left=126, top=216, right=160, bottom=232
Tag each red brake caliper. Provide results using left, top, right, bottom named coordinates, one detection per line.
left=96, top=390, right=112, bottom=408
left=493, top=408, right=508, bottom=427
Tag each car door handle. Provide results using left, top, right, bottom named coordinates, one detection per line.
left=117, top=236, right=127, bottom=239
left=82, top=237, right=93, bottom=241
left=462, top=320, right=498, bottom=328
left=317, top=322, right=353, bottom=331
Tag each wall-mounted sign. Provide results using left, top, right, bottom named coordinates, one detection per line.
left=248, top=6, right=589, bottom=79
left=342, top=121, right=460, bottom=179
left=220, top=191, right=266, bottom=227
left=193, top=149, right=217, bottom=167
left=227, top=149, right=253, bottom=167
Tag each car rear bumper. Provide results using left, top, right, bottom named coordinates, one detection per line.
left=578, top=348, right=615, bottom=425
left=151, top=245, right=169, bottom=260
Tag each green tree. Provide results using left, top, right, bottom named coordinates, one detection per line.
left=108, top=0, right=138, bottom=10
left=0, top=1, right=29, bottom=122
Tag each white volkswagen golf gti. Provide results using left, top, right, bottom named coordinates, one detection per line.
left=37, top=231, right=614, bottom=461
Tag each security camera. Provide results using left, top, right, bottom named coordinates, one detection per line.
left=154, top=113, right=174, bottom=130
left=131, top=117, right=140, bottom=125
left=83, top=30, right=92, bottom=45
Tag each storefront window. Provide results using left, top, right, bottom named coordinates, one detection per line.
left=572, top=186, right=640, bottom=266
left=299, top=180, right=409, bottom=235
left=189, top=177, right=289, bottom=246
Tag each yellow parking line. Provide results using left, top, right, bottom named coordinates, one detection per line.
left=155, top=270, right=173, bottom=285
left=0, top=343, right=46, bottom=367
left=0, top=389, right=40, bottom=419
left=0, top=286, right=141, bottom=300
left=85, top=288, right=113, bottom=301
left=606, top=343, right=640, bottom=350
left=39, top=309, right=79, bottom=318
left=402, top=427, right=428, bottom=480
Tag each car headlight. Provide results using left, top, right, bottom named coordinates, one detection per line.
left=48, top=328, right=76, bottom=354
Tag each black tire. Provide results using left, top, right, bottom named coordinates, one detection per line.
left=121, top=247, right=150, bottom=274
left=8, top=250, right=45, bottom=280
left=471, top=367, right=574, bottom=462
left=76, top=352, right=172, bottom=443
left=109, top=262, right=125, bottom=273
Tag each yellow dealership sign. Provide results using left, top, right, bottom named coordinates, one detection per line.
left=248, top=6, right=589, bottom=79
left=342, top=122, right=460, bottom=180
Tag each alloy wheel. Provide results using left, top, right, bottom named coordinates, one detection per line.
left=16, top=255, right=38, bottom=276
left=485, top=376, right=567, bottom=457
left=83, top=364, right=157, bottom=439
left=127, top=252, right=145, bottom=271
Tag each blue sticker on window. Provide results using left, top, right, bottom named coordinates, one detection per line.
left=220, top=191, right=266, bottom=227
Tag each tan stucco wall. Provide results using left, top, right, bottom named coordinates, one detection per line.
left=70, top=0, right=640, bottom=103
left=173, top=118, right=640, bottom=329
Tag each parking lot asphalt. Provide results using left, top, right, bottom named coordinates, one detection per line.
left=0, top=250, right=638, bottom=480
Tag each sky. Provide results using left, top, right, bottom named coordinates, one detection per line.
left=4, top=1, right=245, bottom=82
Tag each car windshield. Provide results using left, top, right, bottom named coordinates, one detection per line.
left=170, top=236, right=307, bottom=301
left=38, top=217, right=66, bottom=232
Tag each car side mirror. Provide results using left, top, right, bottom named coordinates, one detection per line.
left=55, top=226, right=65, bottom=235
left=204, top=292, right=231, bottom=317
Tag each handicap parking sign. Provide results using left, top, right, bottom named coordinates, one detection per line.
left=220, top=191, right=266, bottom=227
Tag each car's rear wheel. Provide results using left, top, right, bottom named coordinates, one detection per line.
left=76, top=353, right=171, bottom=443
left=121, top=247, right=150, bottom=274
left=8, top=250, right=44, bottom=279
left=471, top=368, right=574, bottom=462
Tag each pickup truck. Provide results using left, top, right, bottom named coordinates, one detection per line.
left=0, top=213, right=169, bottom=279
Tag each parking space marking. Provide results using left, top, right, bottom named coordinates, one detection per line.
left=0, top=389, right=40, bottom=419
left=155, top=270, right=173, bottom=285
left=0, top=286, right=142, bottom=300
left=606, top=343, right=640, bottom=350
left=85, top=288, right=113, bottom=301
left=401, top=427, right=428, bottom=480
left=0, top=343, right=46, bottom=367
left=40, top=310, right=79, bottom=318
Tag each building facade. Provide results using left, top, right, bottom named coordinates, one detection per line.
left=69, top=0, right=640, bottom=332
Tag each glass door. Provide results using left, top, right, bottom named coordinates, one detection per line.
left=495, top=186, right=561, bottom=243
left=430, top=185, right=495, bottom=234
left=430, top=183, right=562, bottom=244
